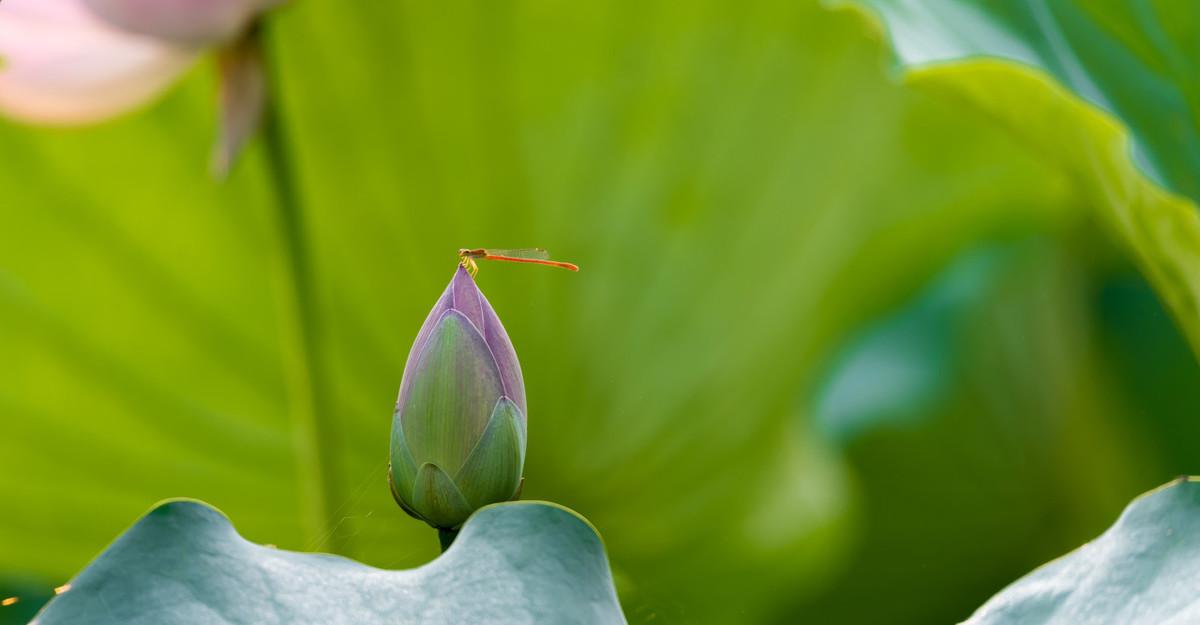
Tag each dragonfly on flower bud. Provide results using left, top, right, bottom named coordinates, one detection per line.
left=458, top=248, right=579, bottom=277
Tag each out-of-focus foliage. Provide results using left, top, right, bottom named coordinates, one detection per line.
left=790, top=236, right=1175, bottom=624
left=845, top=0, right=1200, bottom=354
left=1, top=1, right=1198, bottom=624
left=965, top=478, right=1200, bottom=625
left=793, top=4, right=1200, bottom=620
left=813, top=245, right=1011, bottom=444
left=35, top=500, right=626, bottom=625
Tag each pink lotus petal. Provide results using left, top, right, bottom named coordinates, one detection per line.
left=0, top=0, right=198, bottom=125
left=81, top=0, right=283, bottom=46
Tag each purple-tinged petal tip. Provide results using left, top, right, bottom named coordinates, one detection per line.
left=450, top=266, right=487, bottom=336
left=479, top=289, right=526, bottom=416
left=447, top=266, right=526, bottom=415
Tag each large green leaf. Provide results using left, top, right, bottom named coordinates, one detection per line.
left=0, top=1, right=1109, bottom=623
left=33, top=500, right=626, bottom=624
left=264, top=1, right=1082, bottom=619
left=791, top=237, right=1170, bottom=624
left=840, top=0, right=1200, bottom=354
left=964, top=477, right=1200, bottom=625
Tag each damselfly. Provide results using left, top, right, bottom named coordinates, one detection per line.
left=458, top=248, right=579, bottom=277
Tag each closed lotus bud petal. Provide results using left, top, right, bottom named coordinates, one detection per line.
left=390, top=267, right=528, bottom=529
left=80, top=0, right=283, bottom=46
left=0, top=0, right=196, bottom=124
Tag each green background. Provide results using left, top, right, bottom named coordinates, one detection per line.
left=2, top=1, right=1198, bottom=623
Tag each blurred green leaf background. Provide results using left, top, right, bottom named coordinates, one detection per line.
left=1, top=1, right=1198, bottom=624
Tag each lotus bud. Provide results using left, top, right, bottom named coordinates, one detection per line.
left=389, top=267, right=527, bottom=530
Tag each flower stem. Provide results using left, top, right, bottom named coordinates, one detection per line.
left=257, top=22, right=346, bottom=555
left=438, top=528, right=459, bottom=553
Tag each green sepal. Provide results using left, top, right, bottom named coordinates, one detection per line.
left=389, top=412, right=419, bottom=505
left=512, top=402, right=527, bottom=461
left=387, top=463, right=422, bottom=521
left=412, top=462, right=475, bottom=529
left=454, top=397, right=525, bottom=508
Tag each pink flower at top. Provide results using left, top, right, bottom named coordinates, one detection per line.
left=0, top=0, right=278, bottom=174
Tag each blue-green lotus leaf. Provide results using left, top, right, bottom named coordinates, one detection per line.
left=33, top=500, right=626, bottom=624
left=966, top=478, right=1200, bottom=624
